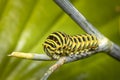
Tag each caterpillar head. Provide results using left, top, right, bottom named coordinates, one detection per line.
left=43, top=32, right=65, bottom=59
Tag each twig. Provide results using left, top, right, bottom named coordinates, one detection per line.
left=8, top=52, right=53, bottom=61
left=41, top=57, right=66, bottom=80
left=108, top=43, right=120, bottom=61
left=54, top=0, right=102, bottom=38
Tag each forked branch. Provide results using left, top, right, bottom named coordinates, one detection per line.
left=54, top=0, right=120, bottom=61
left=9, top=0, right=120, bottom=61
left=9, top=0, right=120, bottom=80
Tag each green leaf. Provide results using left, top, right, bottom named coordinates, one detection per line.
left=0, top=0, right=120, bottom=80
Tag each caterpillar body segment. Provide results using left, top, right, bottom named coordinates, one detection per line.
left=43, top=32, right=98, bottom=59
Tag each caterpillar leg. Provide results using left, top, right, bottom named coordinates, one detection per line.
left=41, top=57, right=66, bottom=80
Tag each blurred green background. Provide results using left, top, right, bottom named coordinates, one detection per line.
left=0, top=0, right=120, bottom=80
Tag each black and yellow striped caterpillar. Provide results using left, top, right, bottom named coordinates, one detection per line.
left=43, top=32, right=98, bottom=59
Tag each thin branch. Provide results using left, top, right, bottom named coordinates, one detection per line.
left=108, top=43, right=120, bottom=61
left=41, top=57, right=66, bottom=80
left=8, top=50, right=98, bottom=62
left=8, top=52, right=53, bottom=61
left=65, top=51, right=99, bottom=63
left=54, top=0, right=102, bottom=38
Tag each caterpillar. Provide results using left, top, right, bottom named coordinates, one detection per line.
left=43, top=31, right=98, bottom=59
